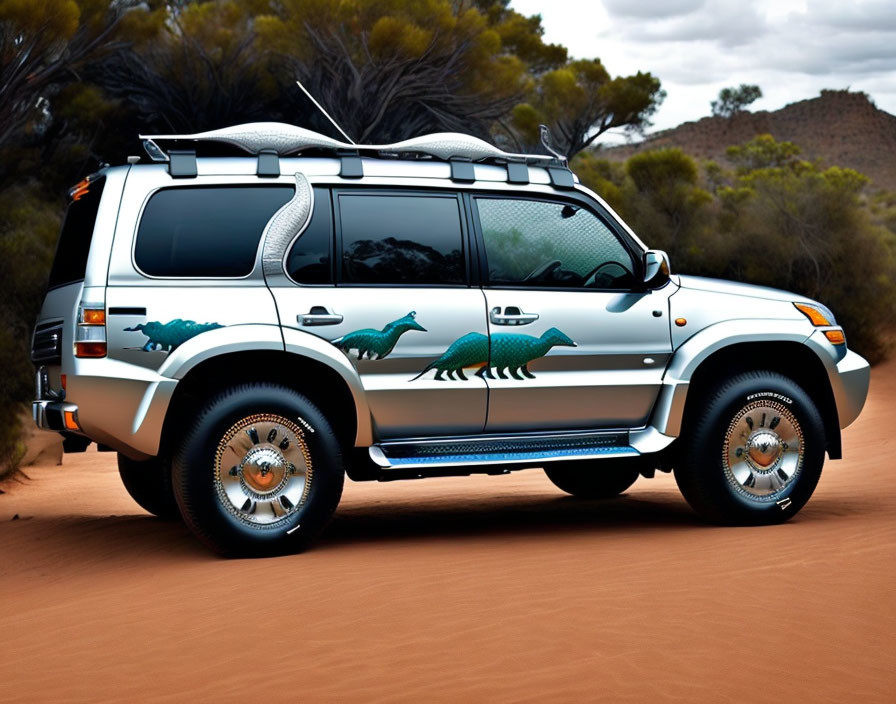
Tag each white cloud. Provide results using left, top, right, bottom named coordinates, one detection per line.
left=509, top=0, right=896, bottom=138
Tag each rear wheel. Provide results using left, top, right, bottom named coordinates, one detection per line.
left=117, top=453, right=179, bottom=519
left=544, top=457, right=642, bottom=498
left=674, top=371, right=825, bottom=525
left=172, top=383, right=344, bottom=557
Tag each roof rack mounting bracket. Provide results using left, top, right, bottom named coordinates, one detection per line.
left=338, top=150, right=363, bottom=179
left=547, top=166, right=575, bottom=189
left=449, top=157, right=475, bottom=183
left=257, top=149, right=280, bottom=178
left=506, top=160, right=529, bottom=185
left=168, top=150, right=197, bottom=178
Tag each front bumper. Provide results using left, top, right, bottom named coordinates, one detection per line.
left=833, top=349, right=871, bottom=428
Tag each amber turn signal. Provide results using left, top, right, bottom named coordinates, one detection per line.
left=674, top=318, right=687, bottom=327
left=63, top=410, right=80, bottom=430
left=75, top=341, right=107, bottom=358
left=794, top=303, right=832, bottom=327
left=81, top=308, right=105, bottom=325
left=824, top=329, right=846, bottom=345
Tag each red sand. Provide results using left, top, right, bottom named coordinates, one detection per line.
left=2, top=361, right=895, bottom=702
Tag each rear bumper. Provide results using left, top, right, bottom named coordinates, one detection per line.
left=33, top=400, right=81, bottom=432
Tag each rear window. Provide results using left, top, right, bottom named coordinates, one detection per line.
left=285, top=187, right=332, bottom=284
left=135, top=186, right=293, bottom=277
left=48, top=176, right=106, bottom=289
left=337, top=192, right=465, bottom=285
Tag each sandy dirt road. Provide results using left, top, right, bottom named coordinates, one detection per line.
left=2, top=361, right=895, bottom=703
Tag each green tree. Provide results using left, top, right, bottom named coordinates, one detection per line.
left=711, top=83, right=762, bottom=118
left=508, top=59, right=665, bottom=158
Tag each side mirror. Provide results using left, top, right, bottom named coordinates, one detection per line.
left=642, top=249, right=671, bottom=286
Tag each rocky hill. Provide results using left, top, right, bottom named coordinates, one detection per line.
left=601, top=90, right=896, bottom=192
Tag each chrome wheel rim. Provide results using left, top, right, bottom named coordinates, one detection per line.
left=722, top=400, right=803, bottom=502
left=214, top=413, right=312, bottom=526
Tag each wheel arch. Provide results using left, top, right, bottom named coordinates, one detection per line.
left=676, top=341, right=841, bottom=459
left=159, top=349, right=372, bottom=461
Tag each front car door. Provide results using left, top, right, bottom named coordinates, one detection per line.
left=470, top=193, right=674, bottom=433
left=272, top=186, right=489, bottom=439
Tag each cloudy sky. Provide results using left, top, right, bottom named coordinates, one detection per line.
left=510, top=0, right=896, bottom=139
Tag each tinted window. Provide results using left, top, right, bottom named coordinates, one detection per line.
left=285, top=187, right=332, bottom=284
left=476, top=197, right=635, bottom=289
left=48, top=176, right=106, bottom=289
left=338, top=193, right=465, bottom=285
left=135, top=186, right=293, bottom=277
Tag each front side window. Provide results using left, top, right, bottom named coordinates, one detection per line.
left=135, top=185, right=293, bottom=277
left=337, top=192, right=465, bottom=285
left=475, top=197, right=636, bottom=289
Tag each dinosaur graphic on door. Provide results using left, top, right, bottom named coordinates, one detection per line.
left=333, top=311, right=426, bottom=360
left=410, top=327, right=576, bottom=381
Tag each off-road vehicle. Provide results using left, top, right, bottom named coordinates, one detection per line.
left=31, top=122, right=870, bottom=556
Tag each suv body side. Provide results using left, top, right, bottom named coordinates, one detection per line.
left=32, top=157, right=870, bottom=464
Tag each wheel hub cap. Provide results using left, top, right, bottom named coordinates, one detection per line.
left=213, top=413, right=313, bottom=526
left=722, top=400, right=804, bottom=501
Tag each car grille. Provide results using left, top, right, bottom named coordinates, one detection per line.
left=31, top=320, right=64, bottom=365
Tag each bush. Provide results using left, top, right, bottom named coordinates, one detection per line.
left=0, top=184, right=62, bottom=479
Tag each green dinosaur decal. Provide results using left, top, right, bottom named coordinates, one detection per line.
left=411, top=327, right=576, bottom=381
left=410, top=332, right=488, bottom=381
left=124, top=319, right=224, bottom=352
left=333, top=311, right=426, bottom=360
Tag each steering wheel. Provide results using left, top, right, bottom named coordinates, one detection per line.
left=522, top=259, right=562, bottom=283
left=582, top=260, right=632, bottom=288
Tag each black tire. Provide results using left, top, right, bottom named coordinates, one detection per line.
left=172, top=383, right=344, bottom=557
left=673, top=371, right=825, bottom=525
left=544, top=457, right=641, bottom=498
left=117, top=453, right=179, bottom=519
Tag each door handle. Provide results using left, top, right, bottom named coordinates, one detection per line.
left=490, top=306, right=539, bottom=326
left=299, top=306, right=343, bottom=326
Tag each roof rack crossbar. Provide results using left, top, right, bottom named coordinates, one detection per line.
left=139, top=122, right=558, bottom=166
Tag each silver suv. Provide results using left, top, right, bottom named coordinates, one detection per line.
left=31, top=122, right=870, bottom=556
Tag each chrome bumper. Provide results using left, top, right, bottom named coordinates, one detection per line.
left=32, top=400, right=80, bottom=432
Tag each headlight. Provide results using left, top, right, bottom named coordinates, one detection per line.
left=793, top=302, right=836, bottom=327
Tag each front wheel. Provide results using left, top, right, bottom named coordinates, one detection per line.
left=172, top=383, right=344, bottom=557
left=674, top=371, right=825, bottom=525
left=544, top=457, right=642, bottom=498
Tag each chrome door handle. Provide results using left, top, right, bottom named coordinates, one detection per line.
left=299, top=306, right=343, bottom=326
left=490, top=306, right=539, bottom=326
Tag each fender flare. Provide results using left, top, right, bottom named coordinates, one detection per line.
left=153, top=323, right=373, bottom=446
left=649, top=318, right=820, bottom=437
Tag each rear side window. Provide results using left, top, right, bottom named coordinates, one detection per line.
left=135, top=186, right=293, bottom=277
left=48, top=176, right=106, bottom=289
left=285, top=187, right=332, bottom=284
left=337, top=192, right=465, bottom=285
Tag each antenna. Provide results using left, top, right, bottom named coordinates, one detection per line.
left=539, top=124, right=567, bottom=165
left=295, top=80, right=356, bottom=145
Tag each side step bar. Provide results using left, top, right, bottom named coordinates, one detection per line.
left=370, top=430, right=638, bottom=470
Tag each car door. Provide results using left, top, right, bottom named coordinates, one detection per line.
left=471, top=193, right=674, bottom=433
left=272, top=187, right=489, bottom=439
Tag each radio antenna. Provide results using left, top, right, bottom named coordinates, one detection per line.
left=295, top=80, right=356, bottom=145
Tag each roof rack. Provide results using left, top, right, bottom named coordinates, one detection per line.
left=139, top=121, right=574, bottom=188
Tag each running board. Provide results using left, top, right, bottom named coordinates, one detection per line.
left=370, top=431, right=638, bottom=470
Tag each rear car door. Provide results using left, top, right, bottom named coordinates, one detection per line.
left=271, top=187, right=489, bottom=439
left=471, top=193, right=674, bottom=433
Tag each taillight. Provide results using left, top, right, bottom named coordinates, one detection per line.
left=75, top=303, right=107, bottom=358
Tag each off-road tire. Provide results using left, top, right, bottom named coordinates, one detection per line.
left=117, top=453, right=179, bottom=519
left=544, top=458, right=641, bottom=498
left=172, top=383, right=344, bottom=557
left=674, top=371, right=825, bottom=525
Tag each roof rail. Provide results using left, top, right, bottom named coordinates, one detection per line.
left=139, top=121, right=573, bottom=186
